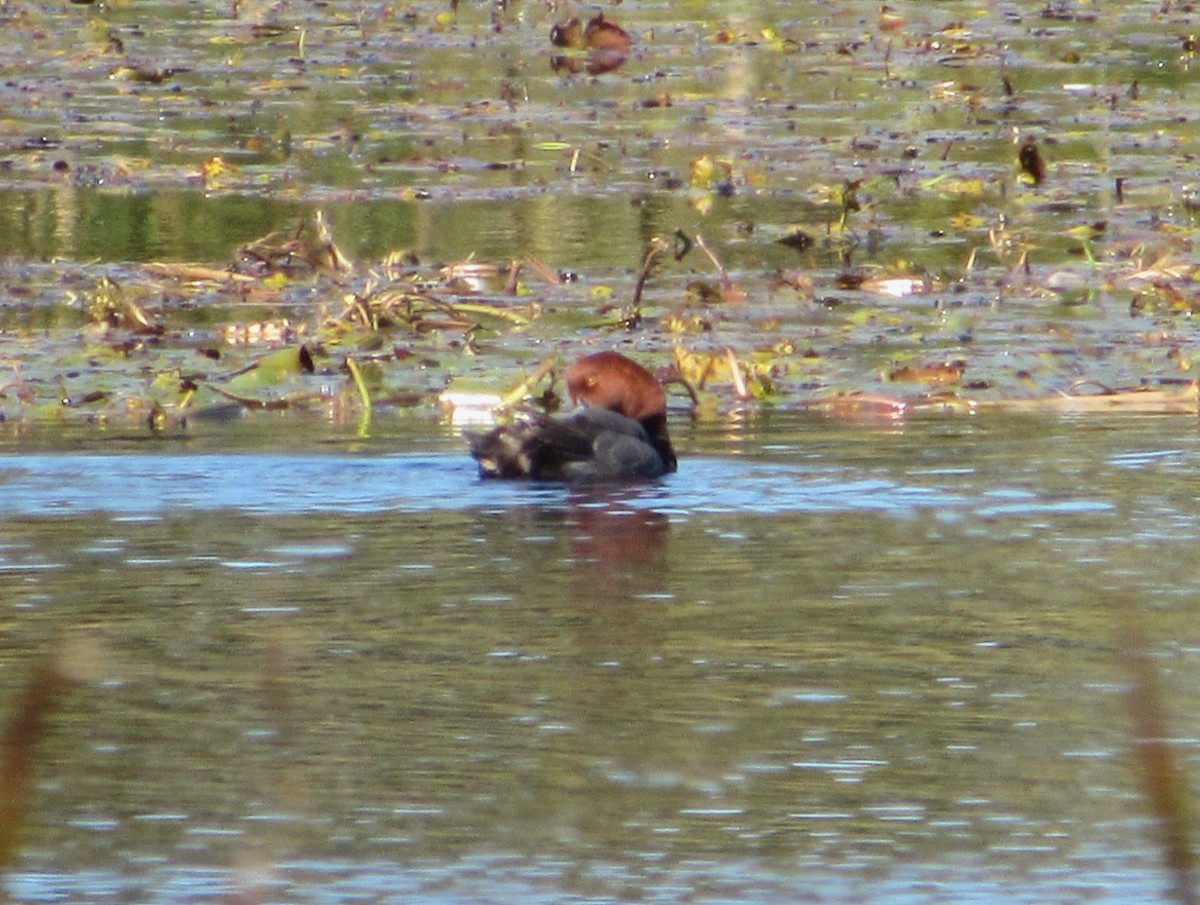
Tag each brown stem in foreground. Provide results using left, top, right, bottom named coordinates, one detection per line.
left=694, top=233, right=747, bottom=302
left=0, top=635, right=99, bottom=870
left=500, top=354, right=561, bottom=409
left=661, top=369, right=700, bottom=413
left=503, top=259, right=523, bottom=295
left=693, top=233, right=731, bottom=293
left=630, top=236, right=671, bottom=327
left=1120, top=606, right=1197, bottom=905
left=521, top=255, right=563, bottom=286
left=725, top=346, right=750, bottom=400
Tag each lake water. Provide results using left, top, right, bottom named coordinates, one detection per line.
left=4, top=0, right=1200, bottom=900
left=2, top=412, right=1199, bottom=903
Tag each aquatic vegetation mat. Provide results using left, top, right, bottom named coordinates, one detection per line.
left=4, top=0, right=1200, bottom=429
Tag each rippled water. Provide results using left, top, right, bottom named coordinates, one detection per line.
left=2, top=414, right=1200, bottom=903
left=5, top=0, right=1200, bottom=898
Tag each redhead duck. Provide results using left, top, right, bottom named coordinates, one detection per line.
left=550, top=14, right=632, bottom=76
left=468, top=351, right=677, bottom=481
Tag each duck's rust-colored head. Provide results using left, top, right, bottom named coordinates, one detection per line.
left=566, top=351, right=667, bottom=422
left=566, top=352, right=676, bottom=474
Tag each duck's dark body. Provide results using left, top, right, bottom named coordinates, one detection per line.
left=469, top=406, right=673, bottom=480
left=467, top=352, right=677, bottom=481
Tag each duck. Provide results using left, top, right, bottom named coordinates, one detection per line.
left=550, top=14, right=632, bottom=76
left=468, top=351, right=677, bottom=481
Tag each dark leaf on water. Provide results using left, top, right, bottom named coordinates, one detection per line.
left=777, top=229, right=815, bottom=252
left=1019, top=137, right=1047, bottom=185
left=109, top=65, right=189, bottom=84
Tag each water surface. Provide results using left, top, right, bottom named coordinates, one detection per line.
left=2, top=414, right=1199, bottom=902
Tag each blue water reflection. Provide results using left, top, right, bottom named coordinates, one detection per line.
left=0, top=419, right=1193, bottom=905
left=0, top=453, right=1115, bottom=520
left=4, top=853, right=1167, bottom=905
